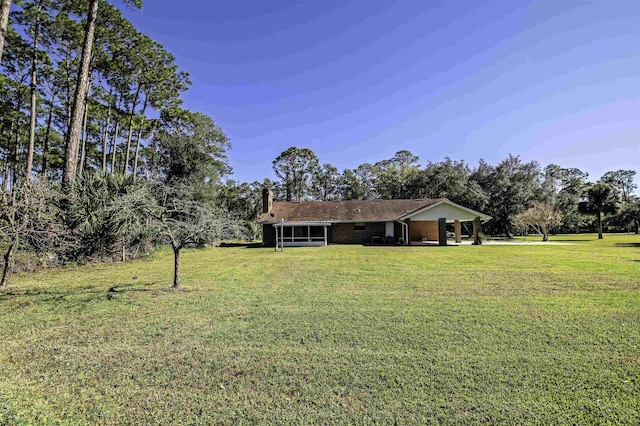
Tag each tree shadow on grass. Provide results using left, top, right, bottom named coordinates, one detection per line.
left=219, top=242, right=264, bottom=249
left=0, top=282, right=166, bottom=309
left=614, top=243, right=640, bottom=248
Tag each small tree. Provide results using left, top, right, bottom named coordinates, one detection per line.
left=579, top=182, right=619, bottom=239
left=0, top=180, right=62, bottom=287
left=151, top=182, right=243, bottom=288
left=514, top=202, right=563, bottom=241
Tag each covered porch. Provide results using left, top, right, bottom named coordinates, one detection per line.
left=273, top=221, right=333, bottom=250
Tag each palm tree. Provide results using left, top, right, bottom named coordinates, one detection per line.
left=579, top=182, right=619, bottom=239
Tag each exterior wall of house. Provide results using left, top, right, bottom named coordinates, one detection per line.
left=409, top=220, right=439, bottom=242
left=330, top=222, right=385, bottom=244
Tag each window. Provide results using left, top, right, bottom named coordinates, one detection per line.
left=294, top=226, right=308, bottom=238
left=354, top=222, right=366, bottom=231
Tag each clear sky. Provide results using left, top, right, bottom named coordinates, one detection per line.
left=122, top=1, right=640, bottom=186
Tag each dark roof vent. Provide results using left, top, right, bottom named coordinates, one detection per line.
left=353, top=208, right=361, bottom=213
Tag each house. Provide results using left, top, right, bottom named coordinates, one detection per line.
left=257, top=189, right=491, bottom=248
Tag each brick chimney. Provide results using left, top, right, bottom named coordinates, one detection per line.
left=262, top=188, right=273, bottom=213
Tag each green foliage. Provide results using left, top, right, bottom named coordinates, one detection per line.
left=601, top=169, right=636, bottom=202
left=152, top=108, right=230, bottom=184
left=420, top=157, right=488, bottom=211
left=65, top=170, right=151, bottom=260
left=272, top=146, right=320, bottom=201
left=579, top=182, right=619, bottom=239
left=475, top=155, right=541, bottom=237
left=311, top=163, right=340, bottom=201
left=1, top=235, right=639, bottom=422
left=372, top=150, right=422, bottom=199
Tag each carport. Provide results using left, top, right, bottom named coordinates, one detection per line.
left=399, top=200, right=492, bottom=246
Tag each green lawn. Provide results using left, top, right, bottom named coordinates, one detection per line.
left=1, top=234, right=639, bottom=424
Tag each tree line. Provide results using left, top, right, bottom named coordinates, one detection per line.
left=0, top=0, right=247, bottom=287
left=0, top=1, right=637, bottom=288
left=268, top=146, right=639, bottom=239
left=0, top=0, right=197, bottom=187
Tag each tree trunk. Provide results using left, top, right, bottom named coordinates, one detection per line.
left=101, top=90, right=113, bottom=172
left=1, top=242, right=14, bottom=287
left=41, top=91, right=56, bottom=178
left=132, top=123, right=143, bottom=178
left=79, top=107, right=88, bottom=175
left=62, top=0, right=98, bottom=186
left=172, top=244, right=181, bottom=288
left=26, top=9, right=41, bottom=181
left=11, top=98, right=22, bottom=189
left=2, top=118, right=15, bottom=192
left=132, top=98, right=147, bottom=178
left=78, top=84, right=91, bottom=175
left=110, top=95, right=122, bottom=173
left=123, top=84, right=141, bottom=175
left=0, top=0, right=11, bottom=63
left=597, top=210, right=603, bottom=239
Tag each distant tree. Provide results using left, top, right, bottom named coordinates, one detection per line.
left=601, top=170, right=636, bottom=203
left=216, top=180, right=264, bottom=240
left=475, top=155, right=541, bottom=237
left=579, top=182, right=619, bottom=239
left=419, top=157, right=488, bottom=211
left=372, top=150, right=421, bottom=199
left=601, top=170, right=637, bottom=232
left=621, top=197, right=640, bottom=234
left=339, top=164, right=383, bottom=200
left=339, top=168, right=363, bottom=200
left=272, top=146, right=319, bottom=202
left=312, top=163, right=340, bottom=201
left=151, top=108, right=230, bottom=183
left=514, top=202, right=563, bottom=241
left=540, top=165, right=588, bottom=232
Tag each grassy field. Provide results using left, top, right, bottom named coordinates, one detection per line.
left=1, top=234, right=639, bottom=424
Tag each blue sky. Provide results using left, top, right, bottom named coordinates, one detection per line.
left=122, top=1, right=640, bottom=186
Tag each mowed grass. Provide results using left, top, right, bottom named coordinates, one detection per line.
left=1, top=234, right=639, bottom=424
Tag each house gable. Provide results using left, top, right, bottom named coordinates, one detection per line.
left=401, top=200, right=491, bottom=222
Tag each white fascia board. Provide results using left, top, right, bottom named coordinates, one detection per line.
left=398, top=199, right=492, bottom=222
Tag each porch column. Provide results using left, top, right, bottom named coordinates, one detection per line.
left=454, top=220, right=462, bottom=243
left=438, top=218, right=447, bottom=246
left=324, top=225, right=328, bottom=246
left=473, top=217, right=481, bottom=245
left=274, top=225, right=278, bottom=251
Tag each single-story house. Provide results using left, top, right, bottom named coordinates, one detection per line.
left=258, top=189, right=491, bottom=248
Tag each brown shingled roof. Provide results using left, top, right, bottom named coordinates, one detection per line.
left=257, top=199, right=445, bottom=224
